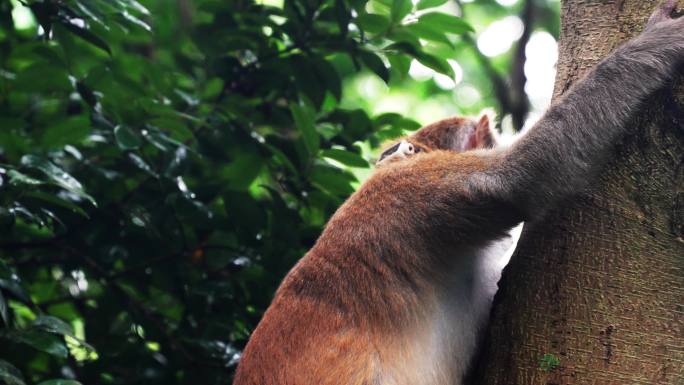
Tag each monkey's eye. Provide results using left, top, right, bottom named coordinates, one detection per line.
left=415, top=147, right=421, bottom=153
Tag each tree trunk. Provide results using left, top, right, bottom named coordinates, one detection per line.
left=473, top=1, right=684, bottom=384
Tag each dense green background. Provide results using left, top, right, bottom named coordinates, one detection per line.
left=0, top=0, right=558, bottom=383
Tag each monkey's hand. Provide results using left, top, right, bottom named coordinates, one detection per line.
left=611, top=1, right=684, bottom=84
left=637, top=0, right=684, bottom=54
left=645, top=0, right=680, bottom=31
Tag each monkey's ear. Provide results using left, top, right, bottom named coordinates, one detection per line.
left=464, top=115, right=496, bottom=150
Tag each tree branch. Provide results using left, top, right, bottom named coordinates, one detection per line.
left=509, top=0, right=534, bottom=131
left=455, top=0, right=534, bottom=131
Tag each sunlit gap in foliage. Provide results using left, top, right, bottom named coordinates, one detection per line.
left=9, top=0, right=36, bottom=30
left=477, top=16, right=524, bottom=57
left=343, top=58, right=469, bottom=125
left=523, top=31, right=558, bottom=130
left=256, top=0, right=284, bottom=8
left=496, top=0, right=519, bottom=6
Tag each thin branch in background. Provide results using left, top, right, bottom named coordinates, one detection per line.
left=455, top=0, right=534, bottom=131
left=177, top=0, right=194, bottom=28
left=509, top=0, right=534, bottom=131
left=455, top=0, right=512, bottom=128
left=462, top=33, right=513, bottom=124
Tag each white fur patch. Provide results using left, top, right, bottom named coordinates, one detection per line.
left=380, top=225, right=522, bottom=385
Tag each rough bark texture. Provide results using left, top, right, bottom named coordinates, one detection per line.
left=473, top=1, right=684, bottom=384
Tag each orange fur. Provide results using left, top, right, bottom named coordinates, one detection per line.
left=233, top=117, right=516, bottom=385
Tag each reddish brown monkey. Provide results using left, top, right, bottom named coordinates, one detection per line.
left=234, top=3, right=684, bottom=384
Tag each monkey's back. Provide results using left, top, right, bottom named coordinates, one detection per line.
left=232, top=252, right=460, bottom=385
left=232, top=278, right=381, bottom=385
left=233, top=152, right=505, bottom=385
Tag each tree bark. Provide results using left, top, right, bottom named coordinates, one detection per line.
left=473, top=1, right=684, bottom=384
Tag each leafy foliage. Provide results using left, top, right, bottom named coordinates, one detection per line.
left=0, top=0, right=485, bottom=383
left=0, top=0, right=562, bottom=382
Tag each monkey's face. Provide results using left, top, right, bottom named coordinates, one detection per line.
left=375, top=115, right=496, bottom=167
left=376, top=139, right=430, bottom=165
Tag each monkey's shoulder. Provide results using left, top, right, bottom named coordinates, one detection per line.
left=321, top=151, right=492, bottom=235
left=361, top=150, right=490, bottom=199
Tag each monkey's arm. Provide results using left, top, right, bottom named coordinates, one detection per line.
left=480, top=5, right=684, bottom=220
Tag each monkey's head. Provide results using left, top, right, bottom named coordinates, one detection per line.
left=376, top=115, right=496, bottom=166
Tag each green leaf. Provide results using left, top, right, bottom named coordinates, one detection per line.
left=403, top=23, right=453, bottom=47
left=416, top=0, right=448, bottom=10
left=41, top=116, right=91, bottom=148
left=128, top=153, right=159, bottom=177
left=11, top=205, right=46, bottom=228
left=387, top=29, right=421, bottom=48
left=61, top=23, right=111, bottom=54
left=0, top=290, right=8, bottom=325
left=290, top=56, right=326, bottom=109
left=147, top=118, right=195, bottom=144
left=321, top=149, right=369, bottom=168
left=311, top=58, right=342, bottom=102
left=122, top=0, right=151, bottom=15
left=38, top=380, right=83, bottom=385
left=385, top=41, right=420, bottom=56
left=390, top=0, right=412, bottom=22
left=0, top=278, right=31, bottom=304
left=374, top=112, right=417, bottom=128
left=417, top=12, right=473, bottom=34
left=290, top=99, right=319, bottom=156
left=359, top=51, right=389, bottom=84
left=119, top=11, right=151, bottom=31
left=13, top=64, right=71, bottom=93
left=33, top=316, right=74, bottom=337
left=24, top=191, right=89, bottom=218
left=374, top=113, right=421, bottom=131
left=355, top=13, right=390, bottom=34
left=385, top=42, right=454, bottom=78
left=415, top=51, right=454, bottom=78
left=20, top=155, right=96, bottom=205
left=387, top=53, right=411, bottom=81
left=37, top=380, right=83, bottom=385
left=0, top=360, right=25, bottom=385
left=201, top=77, right=224, bottom=101
left=114, top=125, right=143, bottom=150
left=33, top=315, right=96, bottom=352
left=310, top=165, right=357, bottom=197
left=8, top=170, right=43, bottom=186
left=8, top=330, right=69, bottom=358
left=264, top=143, right=298, bottom=175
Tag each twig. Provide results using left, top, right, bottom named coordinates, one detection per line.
left=509, top=0, right=534, bottom=130
left=455, top=0, right=534, bottom=131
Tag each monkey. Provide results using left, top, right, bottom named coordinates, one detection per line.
left=233, top=3, right=684, bottom=385
left=376, top=115, right=496, bottom=166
